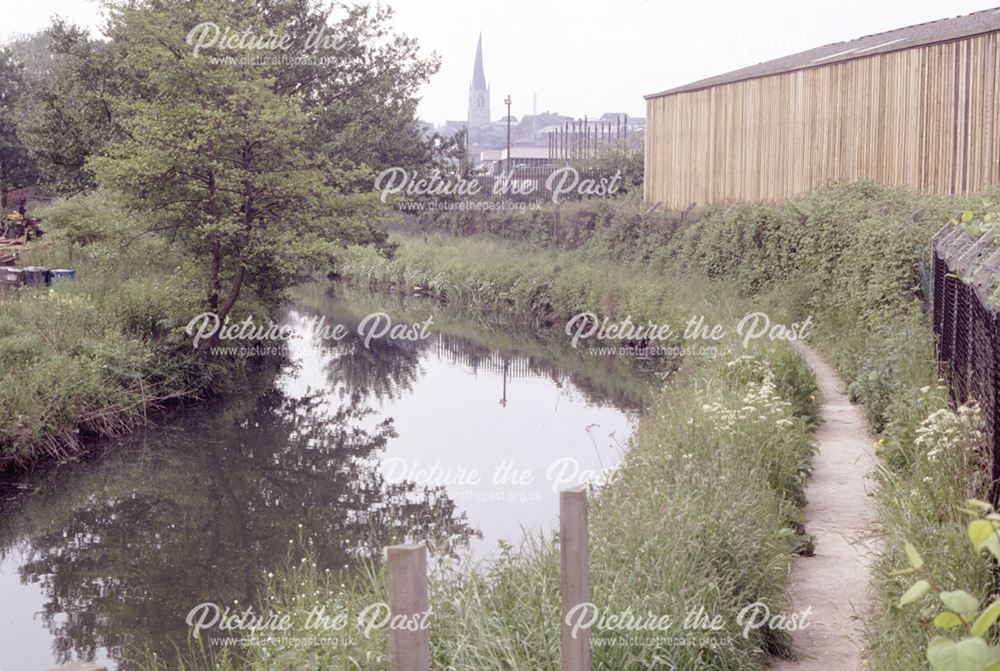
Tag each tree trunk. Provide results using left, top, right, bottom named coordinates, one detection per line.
left=197, top=142, right=255, bottom=355
left=197, top=255, right=246, bottom=354
left=0, top=155, right=8, bottom=211
left=206, top=168, right=221, bottom=312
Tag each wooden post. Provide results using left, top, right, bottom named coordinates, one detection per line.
left=560, top=486, right=591, bottom=671
left=387, top=543, right=430, bottom=671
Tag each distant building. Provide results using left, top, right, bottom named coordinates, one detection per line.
left=645, top=8, right=1000, bottom=208
left=440, top=34, right=640, bottom=167
left=479, top=147, right=556, bottom=174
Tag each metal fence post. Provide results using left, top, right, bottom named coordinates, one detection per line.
left=387, top=543, right=430, bottom=671
left=560, top=486, right=591, bottom=671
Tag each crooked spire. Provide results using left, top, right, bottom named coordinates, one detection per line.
left=472, top=33, right=487, bottom=91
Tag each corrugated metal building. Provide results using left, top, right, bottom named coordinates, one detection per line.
left=644, top=8, right=1000, bottom=207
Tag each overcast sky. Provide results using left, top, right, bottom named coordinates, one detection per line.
left=4, top=0, right=999, bottom=124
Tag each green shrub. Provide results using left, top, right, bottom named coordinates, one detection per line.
left=0, top=199, right=267, bottom=467
left=33, top=189, right=140, bottom=248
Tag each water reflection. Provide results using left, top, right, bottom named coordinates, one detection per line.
left=0, top=382, right=474, bottom=669
left=0, top=285, right=639, bottom=670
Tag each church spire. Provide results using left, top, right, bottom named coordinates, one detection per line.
left=472, top=33, right=487, bottom=91
left=468, top=33, right=491, bottom=139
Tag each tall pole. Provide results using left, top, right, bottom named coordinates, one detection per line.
left=504, top=95, right=512, bottom=172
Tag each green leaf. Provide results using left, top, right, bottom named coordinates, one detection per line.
left=927, top=636, right=991, bottom=671
left=963, top=210, right=975, bottom=223
left=968, top=520, right=997, bottom=548
left=966, top=499, right=993, bottom=512
left=969, top=520, right=1000, bottom=558
left=934, top=611, right=967, bottom=630
left=940, top=590, right=982, bottom=619
left=905, top=541, right=925, bottom=570
left=971, top=600, right=1000, bottom=637
left=899, top=580, right=931, bottom=607
left=889, top=567, right=917, bottom=577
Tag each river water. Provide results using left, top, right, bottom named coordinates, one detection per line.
left=0, top=285, right=642, bottom=670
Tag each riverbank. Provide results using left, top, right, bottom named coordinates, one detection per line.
left=164, top=234, right=822, bottom=670
left=409, top=181, right=994, bottom=668
left=0, top=194, right=270, bottom=470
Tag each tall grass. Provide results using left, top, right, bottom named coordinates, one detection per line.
left=154, top=232, right=821, bottom=670
left=411, top=181, right=998, bottom=669
left=0, top=193, right=263, bottom=468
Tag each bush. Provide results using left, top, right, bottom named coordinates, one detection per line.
left=33, top=189, right=140, bottom=248
left=0, top=199, right=266, bottom=468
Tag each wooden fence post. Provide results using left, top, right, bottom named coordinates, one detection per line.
left=387, top=543, right=430, bottom=671
left=560, top=486, right=591, bottom=671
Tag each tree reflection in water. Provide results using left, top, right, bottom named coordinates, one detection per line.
left=0, top=377, right=476, bottom=668
left=0, top=286, right=644, bottom=670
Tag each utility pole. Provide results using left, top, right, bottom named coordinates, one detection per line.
left=504, top=95, right=512, bottom=172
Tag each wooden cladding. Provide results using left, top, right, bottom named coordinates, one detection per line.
left=645, top=32, right=1000, bottom=208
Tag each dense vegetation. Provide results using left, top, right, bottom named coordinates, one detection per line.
left=401, top=181, right=997, bottom=669
left=158, top=237, right=820, bottom=670
left=0, top=0, right=454, bottom=466
left=0, top=193, right=248, bottom=466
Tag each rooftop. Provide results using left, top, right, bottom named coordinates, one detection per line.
left=646, top=7, right=1000, bottom=99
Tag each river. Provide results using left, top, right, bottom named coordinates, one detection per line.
left=0, top=285, right=643, bottom=670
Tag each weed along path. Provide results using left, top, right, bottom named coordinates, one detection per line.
left=771, top=342, right=878, bottom=670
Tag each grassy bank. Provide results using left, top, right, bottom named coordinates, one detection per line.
left=159, top=235, right=822, bottom=670
left=217, top=350, right=815, bottom=670
left=412, top=181, right=997, bottom=668
left=646, top=183, right=993, bottom=669
left=0, top=193, right=266, bottom=469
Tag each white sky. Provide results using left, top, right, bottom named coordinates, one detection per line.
left=3, top=0, right=999, bottom=124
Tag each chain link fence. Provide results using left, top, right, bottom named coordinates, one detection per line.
left=931, top=223, right=1000, bottom=500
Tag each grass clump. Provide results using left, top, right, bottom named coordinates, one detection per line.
left=0, top=193, right=264, bottom=468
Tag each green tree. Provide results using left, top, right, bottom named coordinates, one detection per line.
left=12, top=21, right=130, bottom=193
left=90, top=0, right=429, bottom=348
left=296, top=4, right=450, bottom=187
left=0, top=46, right=37, bottom=210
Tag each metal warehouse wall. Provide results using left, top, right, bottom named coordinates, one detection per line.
left=645, top=33, right=1000, bottom=208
